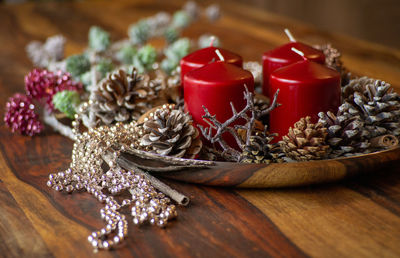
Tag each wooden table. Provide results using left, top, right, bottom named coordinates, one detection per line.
left=1, top=0, right=400, bottom=257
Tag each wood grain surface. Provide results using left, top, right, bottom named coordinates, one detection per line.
left=0, top=0, right=400, bottom=257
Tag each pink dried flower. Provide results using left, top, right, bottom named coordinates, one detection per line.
left=25, top=68, right=82, bottom=110
left=4, top=93, right=43, bottom=136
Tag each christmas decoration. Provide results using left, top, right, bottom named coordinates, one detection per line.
left=4, top=2, right=398, bottom=254
left=164, top=27, right=180, bottom=44
left=171, top=10, right=191, bottom=29
left=133, top=45, right=157, bottom=73
left=161, top=38, right=191, bottom=74
left=115, top=45, right=137, bottom=65
left=91, top=68, right=164, bottom=124
left=65, top=54, right=91, bottom=78
left=25, top=34, right=66, bottom=67
left=96, top=59, right=114, bottom=78
left=128, top=20, right=150, bottom=45
left=280, top=116, right=330, bottom=161
left=200, top=86, right=280, bottom=162
left=342, top=77, right=400, bottom=137
left=240, top=130, right=282, bottom=164
left=137, top=104, right=202, bottom=158
left=52, top=90, right=81, bottom=119
left=318, top=109, right=370, bottom=157
left=25, top=68, right=82, bottom=110
left=314, top=43, right=351, bottom=85
left=88, top=26, right=111, bottom=52
left=46, top=108, right=190, bottom=251
left=4, top=94, right=43, bottom=136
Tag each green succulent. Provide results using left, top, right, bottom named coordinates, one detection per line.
left=79, top=71, right=92, bottom=90
left=160, top=58, right=179, bottom=75
left=161, top=38, right=190, bottom=74
left=96, top=59, right=114, bottom=78
left=128, top=20, right=150, bottom=45
left=164, top=27, right=179, bottom=44
left=88, top=26, right=110, bottom=52
left=66, top=54, right=91, bottom=78
left=172, top=11, right=191, bottom=29
left=133, top=45, right=157, bottom=73
left=116, top=45, right=137, bottom=64
left=52, top=90, right=81, bottom=119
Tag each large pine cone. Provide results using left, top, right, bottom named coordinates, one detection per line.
left=91, top=68, right=158, bottom=124
left=280, top=116, right=330, bottom=161
left=342, top=77, right=400, bottom=137
left=318, top=109, right=370, bottom=157
left=138, top=105, right=202, bottom=158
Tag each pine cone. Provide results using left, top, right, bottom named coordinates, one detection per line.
left=91, top=68, right=157, bottom=124
left=342, top=77, right=400, bottom=137
left=4, top=94, right=43, bottom=136
left=138, top=105, right=202, bottom=158
left=254, top=93, right=270, bottom=113
left=148, top=68, right=182, bottom=107
left=280, top=116, right=330, bottom=161
left=318, top=109, right=370, bottom=157
left=314, top=44, right=351, bottom=86
left=241, top=133, right=281, bottom=164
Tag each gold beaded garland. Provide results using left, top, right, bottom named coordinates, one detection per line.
left=47, top=102, right=178, bottom=251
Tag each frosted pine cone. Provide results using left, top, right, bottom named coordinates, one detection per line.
left=4, top=94, right=43, bottom=136
left=342, top=77, right=400, bottom=137
left=91, top=68, right=158, bottom=124
left=318, top=109, right=370, bottom=157
left=280, top=116, right=330, bottom=161
left=138, top=105, right=202, bottom=158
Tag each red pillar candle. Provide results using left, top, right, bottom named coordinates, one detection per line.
left=269, top=53, right=341, bottom=140
left=184, top=60, right=254, bottom=148
left=262, top=42, right=325, bottom=98
left=180, top=46, right=243, bottom=84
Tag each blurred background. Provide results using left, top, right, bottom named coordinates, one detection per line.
left=1, top=0, right=399, bottom=49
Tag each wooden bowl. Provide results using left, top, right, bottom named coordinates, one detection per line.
left=156, top=147, right=400, bottom=188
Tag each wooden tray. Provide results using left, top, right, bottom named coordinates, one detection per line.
left=155, top=147, right=400, bottom=188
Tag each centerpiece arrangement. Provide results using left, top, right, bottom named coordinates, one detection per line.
left=4, top=1, right=400, bottom=251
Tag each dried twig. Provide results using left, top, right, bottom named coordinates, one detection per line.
left=103, top=151, right=190, bottom=206
left=199, top=85, right=280, bottom=162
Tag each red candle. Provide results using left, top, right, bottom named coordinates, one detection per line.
left=269, top=53, right=341, bottom=140
left=262, top=42, right=325, bottom=98
left=180, top=46, right=243, bottom=84
left=184, top=60, right=254, bottom=148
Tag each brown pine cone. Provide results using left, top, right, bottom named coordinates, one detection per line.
left=318, top=110, right=370, bottom=157
left=342, top=77, right=400, bottom=137
left=314, top=44, right=351, bottom=86
left=280, top=116, right=330, bottom=161
left=138, top=105, right=202, bottom=158
left=241, top=134, right=282, bottom=164
left=154, top=68, right=182, bottom=107
left=91, top=68, right=157, bottom=124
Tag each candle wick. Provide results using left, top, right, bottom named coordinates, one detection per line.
left=284, top=28, right=296, bottom=42
left=210, top=36, right=216, bottom=47
left=215, top=49, right=225, bottom=62
left=291, top=47, right=307, bottom=60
